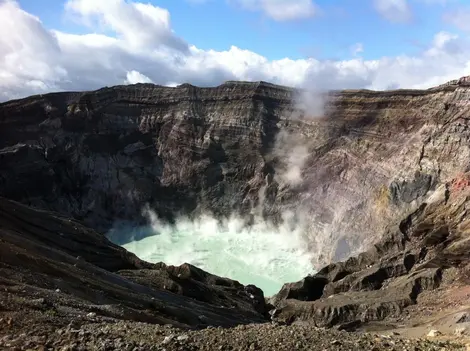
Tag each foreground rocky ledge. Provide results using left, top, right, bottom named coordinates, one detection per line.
left=2, top=322, right=467, bottom=350
left=0, top=197, right=267, bottom=331
left=2, top=186, right=470, bottom=349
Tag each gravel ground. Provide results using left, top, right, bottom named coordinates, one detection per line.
left=1, top=320, right=468, bottom=351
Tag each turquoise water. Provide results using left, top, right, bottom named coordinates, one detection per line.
left=119, top=214, right=314, bottom=297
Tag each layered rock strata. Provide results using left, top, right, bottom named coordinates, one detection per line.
left=1, top=80, right=470, bottom=265
left=271, top=178, right=470, bottom=329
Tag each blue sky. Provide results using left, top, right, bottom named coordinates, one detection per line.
left=17, top=0, right=466, bottom=60
left=2, top=0, right=470, bottom=100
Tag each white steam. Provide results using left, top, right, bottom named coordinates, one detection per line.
left=273, top=86, right=329, bottom=187
left=295, top=88, right=328, bottom=119
left=121, top=205, right=314, bottom=296
left=273, top=131, right=310, bottom=186
left=119, top=85, right=333, bottom=295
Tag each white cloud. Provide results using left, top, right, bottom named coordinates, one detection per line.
left=125, top=70, right=154, bottom=84
left=0, top=0, right=67, bottom=100
left=351, top=43, right=364, bottom=57
left=65, top=0, right=188, bottom=52
left=232, top=0, right=318, bottom=21
left=372, top=0, right=457, bottom=25
left=443, top=6, right=470, bottom=32
left=415, top=0, right=453, bottom=5
left=373, top=0, right=413, bottom=23
left=186, top=0, right=210, bottom=3
left=0, top=0, right=470, bottom=102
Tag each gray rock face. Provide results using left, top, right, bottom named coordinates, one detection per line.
left=0, top=82, right=290, bottom=231
left=2, top=80, right=470, bottom=266
left=270, top=181, right=470, bottom=329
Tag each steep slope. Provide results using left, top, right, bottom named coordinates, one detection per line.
left=1, top=80, right=470, bottom=266
left=0, top=82, right=290, bottom=229
left=0, top=197, right=267, bottom=329
left=271, top=176, right=470, bottom=330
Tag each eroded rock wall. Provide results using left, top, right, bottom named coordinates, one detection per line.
left=1, top=81, right=470, bottom=266
left=0, top=82, right=290, bottom=229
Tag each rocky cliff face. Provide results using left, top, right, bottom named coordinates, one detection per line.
left=1, top=80, right=470, bottom=266
left=0, top=82, right=290, bottom=229
left=271, top=177, right=470, bottom=330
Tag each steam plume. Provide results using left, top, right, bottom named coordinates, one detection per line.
left=111, top=84, right=333, bottom=294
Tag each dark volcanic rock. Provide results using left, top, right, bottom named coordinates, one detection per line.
left=0, top=197, right=266, bottom=328
left=389, top=171, right=436, bottom=205
left=3, top=80, right=470, bottom=264
left=0, top=82, right=290, bottom=232
left=119, top=262, right=268, bottom=317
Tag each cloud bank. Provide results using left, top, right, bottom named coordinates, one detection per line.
left=232, top=0, right=318, bottom=21
left=1, top=0, right=470, bottom=101
left=373, top=0, right=413, bottom=23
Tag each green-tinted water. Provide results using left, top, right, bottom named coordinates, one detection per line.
left=120, top=216, right=314, bottom=297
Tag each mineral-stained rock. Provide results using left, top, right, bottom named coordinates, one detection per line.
left=3, top=80, right=470, bottom=265
left=271, top=180, right=470, bottom=329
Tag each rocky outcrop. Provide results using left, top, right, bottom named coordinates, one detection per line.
left=271, top=178, right=470, bottom=329
left=0, top=197, right=266, bottom=328
left=2, top=80, right=470, bottom=265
